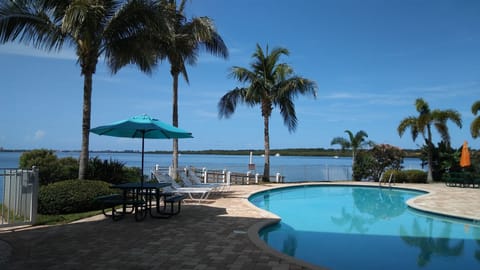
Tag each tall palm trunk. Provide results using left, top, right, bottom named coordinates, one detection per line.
left=78, top=72, right=93, bottom=180
left=263, top=115, right=270, bottom=181
left=426, top=125, right=434, bottom=183
left=171, top=73, right=179, bottom=179
left=351, top=150, right=356, bottom=179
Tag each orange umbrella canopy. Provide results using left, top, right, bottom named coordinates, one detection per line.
left=460, top=141, right=471, bottom=167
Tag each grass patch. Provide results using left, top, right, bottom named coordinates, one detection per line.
left=35, top=210, right=103, bottom=225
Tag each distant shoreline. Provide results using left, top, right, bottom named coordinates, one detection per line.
left=0, top=148, right=422, bottom=158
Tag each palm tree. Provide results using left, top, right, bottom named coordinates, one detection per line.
left=471, top=101, right=480, bottom=138
left=400, top=220, right=464, bottom=267
left=154, top=0, right=228, bottom=177
left=218, top=44, right=317, bottom=181
left=331, top=130, right=371, bottom=172
left=0, top=0, right=164, bottom=179
left=397, top=98, right=462, bottom=182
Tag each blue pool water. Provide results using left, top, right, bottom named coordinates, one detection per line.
left=249, top=185, right=480, bottom=270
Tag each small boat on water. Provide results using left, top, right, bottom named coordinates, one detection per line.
left=333, top=155, right=339, bottom=159
left=275, top=153, right=281, bottom=157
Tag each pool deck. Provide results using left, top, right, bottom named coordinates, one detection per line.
left=0, top=182, right=479, bottom=270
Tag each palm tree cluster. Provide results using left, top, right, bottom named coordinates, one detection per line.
left=333, top=98, right=477, bottom=182
left=0, top=0, right=228, bottom=179
left=398, top=98, right=462, bottom=183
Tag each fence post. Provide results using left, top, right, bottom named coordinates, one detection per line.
left=226, top=171, right=231, bottom=186
left=246, top=171, right=250, bottom=185
left=30, top=166, right=39, bottom=224
left=255, top=173, right=259, bottom=184
left=222, top=169, right=226, bottom=183
left=203, top=168, right=208, bottom=184
left=276, top=172, right=281, bottom=183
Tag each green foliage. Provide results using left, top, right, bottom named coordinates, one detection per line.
left=19, top=149, right=72, bottom=185
left=369, top=144, right=405, bottom=179
left=353, top=144, right=405, bottom=181
left=35, top=210, right=103, bottom=225
left=353, top=151, right=376, bottom=181
left=19, top=150, right=140, bottom=185
left=387, top=169, right=427, bottom=183
left=122, top=166, right=142, bottom=182
left=419, top=141, right=464, bottom=180
left=38, top=180, right=117, bottom=215
left=55, top=157, right=80, bottom=181
left=85, top=156, right=137, bottom=184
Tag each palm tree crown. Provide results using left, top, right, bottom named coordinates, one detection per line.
left=218, top=44, right=317, bottom=180
left=0, top=0, right=162, bottom=179
left=397, top=98, right=462, bottom=182
left=331, top=130, right=372, bottom=177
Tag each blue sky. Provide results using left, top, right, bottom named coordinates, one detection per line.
left=0, top=0, right=479, bottom=152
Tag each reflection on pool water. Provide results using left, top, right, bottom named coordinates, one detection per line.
left=249, top=185, right=480, bottom=270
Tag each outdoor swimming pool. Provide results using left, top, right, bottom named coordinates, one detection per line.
left=249, top=185, right=480, bottom=270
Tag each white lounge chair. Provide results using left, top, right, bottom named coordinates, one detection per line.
left=152, top=170, right=213, bottom=202
left=180, top=167, right=222, bottom=190
left=182, top=167, right=230, bottom=192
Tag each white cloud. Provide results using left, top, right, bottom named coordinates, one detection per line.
left=0, top=43, right=76, bottom=60
left=323, top=92, right=358, bottom=99
left=34, top=130, right=46, bottom=141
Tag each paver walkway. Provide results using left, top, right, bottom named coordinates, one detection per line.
left=0, top=182, right=479, bottom=270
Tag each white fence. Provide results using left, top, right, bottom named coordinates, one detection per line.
left=0, top=167, right=39, bottom=227
left=154, top=164, right=353, bottom=184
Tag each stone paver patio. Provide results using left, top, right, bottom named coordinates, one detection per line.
left=0, top=182, right=479, bottom=270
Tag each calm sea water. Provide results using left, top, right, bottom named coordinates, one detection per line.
left=250, top=186, right=480, bottom=270
left=0, top=151, right=423, bottom=201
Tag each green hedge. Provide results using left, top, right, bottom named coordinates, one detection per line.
left=38, top=179, right=117, bottom=215
left=385, top=169, right=427, bottom=183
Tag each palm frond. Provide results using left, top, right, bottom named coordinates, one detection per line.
left=103, top=0, right=160, bottom=73
left=331, top=137, right=351, bottom=150
left=0, top=0, right=66, bottom=51
left=218, top=87, right=248, bottom=118
left=415, top=98, right=430, bottom=114
left=472, top=100, right=480, bottom=115
left=471, top=117, right=480, bottom=138
left=229, top=66, right=255, bottom=84
left=278, top=97, right=297, bottom=132
left=397, top=116, right=419, bottom=141
left=189, top=16, right=228, bottom=58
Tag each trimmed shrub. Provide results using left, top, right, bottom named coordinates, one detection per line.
left=20, top=149, right=141, bottom=185
left=386, top=169, right=427, bottom=183
left=19, top=149, right=59, bottom=185
left=38, top=179, right=117, bottom=215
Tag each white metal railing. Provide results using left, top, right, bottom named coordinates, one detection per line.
left=152, top=164, right=353, bottom=184
left=0, top=167, right=39, bottom=227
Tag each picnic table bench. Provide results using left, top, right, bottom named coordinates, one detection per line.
left=162, top=194, right=188, bottom=216
left=94, top=194, right=146, bottom=221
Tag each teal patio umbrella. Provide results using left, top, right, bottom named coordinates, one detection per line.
left=90, top=114, right=193, bottom=185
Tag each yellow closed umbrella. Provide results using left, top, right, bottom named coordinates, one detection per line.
left=460, top=141, right=471, bottom=168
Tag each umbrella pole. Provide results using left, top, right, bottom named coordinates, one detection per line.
left=141, top=131, right=145, bottom=187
